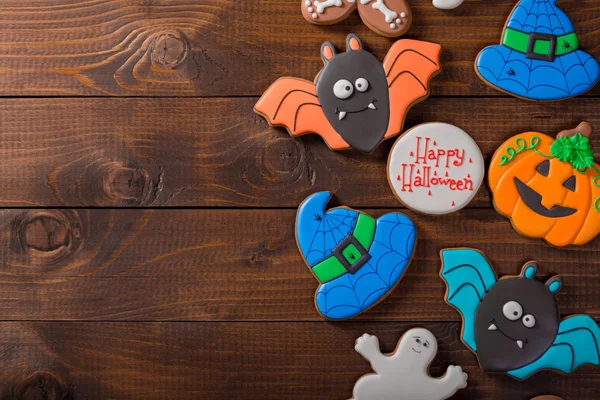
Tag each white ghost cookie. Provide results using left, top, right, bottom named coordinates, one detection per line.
left=432, top=0, right=464, bottom=9
left=352, top=328, right=468, bottom=400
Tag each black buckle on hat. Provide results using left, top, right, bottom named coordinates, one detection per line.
left=331, top=235, right=371, bottom=275
left=527, top=32, right=557, bottom=62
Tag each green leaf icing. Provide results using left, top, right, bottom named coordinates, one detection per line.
left=550, top=133, right=595, bottom=170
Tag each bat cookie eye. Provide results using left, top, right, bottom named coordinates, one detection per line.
left=502, top=301, right=523, bottom=321
left=333, top=79, right=354, bottom=99
left=522, top=314, right=536, bottom=328
left=355, top=78, right=369, bottom=92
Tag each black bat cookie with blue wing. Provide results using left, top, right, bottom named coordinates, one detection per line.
left=440, top=248, right=600, bottom=380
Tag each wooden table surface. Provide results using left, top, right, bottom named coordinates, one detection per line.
left=0, top=0, right=598, bottom=399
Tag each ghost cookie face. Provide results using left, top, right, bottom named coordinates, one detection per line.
left=302, top=0, right=412, bottom=38
left=489, top=122, right=600, bottom=246
left=353, top=328, right=468, bottom=400
left=440, top=248, right=600, bottom=380
left=254, top=34, right=442, bottom=154
left=387, top=123, right=484, bottom=214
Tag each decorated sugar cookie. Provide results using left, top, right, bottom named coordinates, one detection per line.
left=440, top=248, right=600, bottom=379
left=302, top=0, right=412, bottom=38
left=387, top=123, right=484, bottom=214
left=433, top=0, right=463, bottom=10
left=475, top=0, right=599, bottom=101
left=254, top=34, right=441, bottom=154
left=352, top=328, right=468, bottom=400
left=296, top=192, right=416, bottom=320
left=489, top=122, right=600, bottom=246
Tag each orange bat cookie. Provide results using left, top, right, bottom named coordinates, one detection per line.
left=254, top=34, right=441, bottom=154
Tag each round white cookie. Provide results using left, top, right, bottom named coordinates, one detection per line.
left=387, top=123, right=484, bottom=215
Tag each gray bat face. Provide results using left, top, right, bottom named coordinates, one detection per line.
left=316, top=49, right=390, bottom=154
left=474, top=276, right=560, bottom=372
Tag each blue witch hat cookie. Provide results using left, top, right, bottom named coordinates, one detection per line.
left=295, top=192, right=417, bottom=320
left=475, top=0, right=599, bottom=101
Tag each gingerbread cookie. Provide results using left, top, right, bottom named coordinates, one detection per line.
left=440, top=248, right=600, bottom=380
left=296, top=192, right=416, bottom=320
left=302, top=0, right=412, bottom=38
left=254, top=34, right=441, bottom=154
left=489, top=122, right=600, bottom=246
left=433, top=0, right=463, bottom=10
left=475, top=0, right=599, bottom=101
left=387, top=123, right=484, bottom=214
left=352, top=328, right=468, bottom=400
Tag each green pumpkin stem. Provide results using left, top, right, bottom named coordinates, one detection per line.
left=550, top=133, right=595, bottom=171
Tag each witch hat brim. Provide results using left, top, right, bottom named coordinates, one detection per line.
left=475, top=0, right=599, bottom=101
left=296, top=192, right=417, bottom=320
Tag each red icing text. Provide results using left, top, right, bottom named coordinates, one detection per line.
left=397, top=136, right=474, bottom=193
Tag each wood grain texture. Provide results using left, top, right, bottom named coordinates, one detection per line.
left=0, top=97, right=598, bottom=207
left=0, top=321, right=597, bottom=400
left=0, top=0, right=598, bottom=96
left=0, top=208, right=597, bottom=322
left=0, top=1, right=599, bottom=398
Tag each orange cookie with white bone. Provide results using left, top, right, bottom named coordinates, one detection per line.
left=489, top=122, right=600, bottom=246
left=302, top=0, right=412, bottom=38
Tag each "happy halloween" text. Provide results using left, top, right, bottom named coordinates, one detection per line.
left=397, top=136, right=474, bottom=193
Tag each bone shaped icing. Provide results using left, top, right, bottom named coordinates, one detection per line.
left=362, top=0, right=398, bottom=23
left=313, top=0, right=343, bottom=14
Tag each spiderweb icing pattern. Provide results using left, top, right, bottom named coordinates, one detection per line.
left=314, top=213, right=416, bottom=319
left=508, top=0, right=573, bottom=35
left=304, top=208, right=358, bottom=267
left=476, top=0, right=599, bottom=100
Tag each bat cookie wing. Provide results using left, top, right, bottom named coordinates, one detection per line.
left=254, top=77, right=350, bottom=150
left=508, top=315, right=600, bottom=380
left=440, top=248, right=498, bottom=352
left=383, top=40, right=442, bottom=139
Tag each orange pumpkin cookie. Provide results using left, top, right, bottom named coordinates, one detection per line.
left=489, top=122, right=600, bottom=247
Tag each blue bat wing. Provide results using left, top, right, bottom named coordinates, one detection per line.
left=508, top=315, right=600, bottom=379
left=440, top=248, right=497, bottom=352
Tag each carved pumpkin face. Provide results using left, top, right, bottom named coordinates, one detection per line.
left=489, top=132, right=600, bottom=246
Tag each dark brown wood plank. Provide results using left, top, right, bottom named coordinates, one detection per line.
left=0, top=97, right=598, bottom=207
left=0, top=0, right=597, bottom=97
left=0, top=321, right=597, bottom=399
left=0, top=208, right=597, bottom=321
